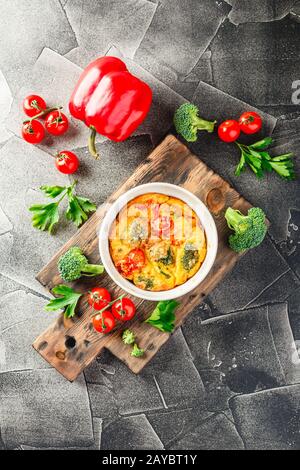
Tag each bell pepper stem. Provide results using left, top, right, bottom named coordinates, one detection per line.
left=88, top=127, right=100, bottom=160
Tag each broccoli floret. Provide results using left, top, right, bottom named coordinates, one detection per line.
left=159, top=247, right=174, bottom=266
left=137, top=276, right=154, bottom=290
left=58, top=246, right=104, bottom=282
left=173, top=103, right=216, bottom=142
left=225, top=207, right=268, bottom=253
left=181, top=244, right=199, bottom=271
left=122, top=329, right=135, bottom=345
left=122, top=331, right=144, bottom=357
left=131, top=343, right=145, bottom=358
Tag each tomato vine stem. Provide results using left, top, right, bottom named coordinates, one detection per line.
left=23, top=106, right=63, bottom=123
left=90, top=294, right=125, bottom=319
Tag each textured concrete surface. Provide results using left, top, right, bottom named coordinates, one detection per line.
left=210, top=18, right=300, bottom=108
left=230, top=385, right=300, bottom=450
left=64, top=0, right=156, bottom=59
left=0, top=0, right=76, bottom=95
left=0, top=0, right=299, bottom=451
left=227, top=0, right=296, bottom=25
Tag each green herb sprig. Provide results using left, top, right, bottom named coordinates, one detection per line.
left=45, top=285, right=83, bottom=318
left=235, top=137, right=295, bottom=180
left=29, top=180, right=96, bottom=233
left=145, top=300, right=179, bottom=333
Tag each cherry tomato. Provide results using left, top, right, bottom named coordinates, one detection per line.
left=93, top=310, right=115, bottom=334
left=23, top=95, right=47, bottom=117
left=88, top=287, right=111, bottom=311
left=45, top=110, right=69, bottom=136
left=55, top=151, right=79, bottom=174
left=112, top=297, right=136, bottom=322
left=218, top=120, right=240, bottom=143
left=127, top=248, right=145, bottom=269
left=239, top=111, right=262, bottom=135
left=117, top=248, right=145, bottom=276
left=22, top=120, right=45, bottom=144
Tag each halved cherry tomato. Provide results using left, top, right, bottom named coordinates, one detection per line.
left=112, top=297, right=136, bottom=322
left=239, top=111, right=262, bottom=135
left=55, top=150, right=79, bottom=174
left=23, top=95, right=47, bottom=117
left=117, top=248, right=145, bottom=276
left=218, top=120, right=240, bottom=143
left=93, top=310, right=115, bottom=334
left=45, top=110, right=69, bottom=136
left=22, top=120, right=45, bottom=144
left=88, top=287, right=111, bottom=311
left=127, top=248, right=145, bottom=268
left=116, top=260, right=132, bottom=277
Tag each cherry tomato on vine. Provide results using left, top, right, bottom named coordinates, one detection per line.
left=239, top=111, right=262, bottom=135
left=23, top=95, right=47, bottom=117
left=22, top=120, right=45, bottom=144
left=88, top=287, right=111, bottom=311
left=112, top=297, right=136, bottom=322
left=45, top=110, right=69, bottom=136
left=55, top=150, right=79, bottom=174
left=218, top=120, right=240, bottom=143
left=93, top=310, right=115, bottom=334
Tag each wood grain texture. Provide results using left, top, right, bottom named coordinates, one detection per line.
left=33, top=135, right=253, bottom=381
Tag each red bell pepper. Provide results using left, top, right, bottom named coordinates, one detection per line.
left=69, top=56, right=152, bottom=159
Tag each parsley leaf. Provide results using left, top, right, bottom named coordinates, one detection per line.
left=29, top=202, right=60, bottom=233
left=75, top=196, right=97, bottom=214
left=40, top=185, right=66, bottom=198
left=145, top=300, right=180, bottom=333
left=66, top=189, right=96, bottom=227
left=235, top=140, right=295, bottom=180
left=45, top=284, right=83, bottom=318
left=29, top=181, right=96, bottom=234
left=269, top=153, right=295, bottom=180
left=66, top=195, right=88, bottom=227
left=234, top=152, right=246, bottom=176
left=249, top=137, right=273, bottom=150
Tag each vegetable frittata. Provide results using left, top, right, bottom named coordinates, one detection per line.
left=109, top=193, right=207, bottom=291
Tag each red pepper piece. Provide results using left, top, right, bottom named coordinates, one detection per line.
left=69, top=57, right=152, bottom=159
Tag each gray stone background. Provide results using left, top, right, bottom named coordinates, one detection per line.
left=0, top=0, right=299, bottom=451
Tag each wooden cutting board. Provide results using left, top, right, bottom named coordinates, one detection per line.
left=33, top=135, right=252, bottom=381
